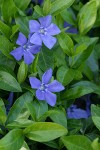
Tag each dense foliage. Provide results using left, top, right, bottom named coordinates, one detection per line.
left=0, top=0, right=100, bottom=149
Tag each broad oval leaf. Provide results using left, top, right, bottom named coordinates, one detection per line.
left=0, top=129, right=24, bottom=150
left=57, top=32, right=74, bottom=56
left=6, top=92, right=33, bottom=124
left=78, top=1, right=97, bottom=34
left=38, top=47, right=54, bottom=72
left=50, top=0, right=75, bottom=15
left=0, top=71, right=22, bottom=92
left=24, top=122, right=68, bottom=142
left=57, top=66, right=75, bottom=86
left=91, top=104, right=100, bottom=131
left=61, top=135, right=92, bottom=150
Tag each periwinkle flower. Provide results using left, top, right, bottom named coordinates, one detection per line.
left=29, top=15, right=61, bottom=49
left=64, top=22, right=78, bottom=34
left=6, top=92, right=14, bottom=114
left=29, top=69, right=64, bottom=106
left=67, top=105, right=89, bottom=119
left=67, top=97, right=91, bottom=119
left=10, top=32, right=41, bottom=65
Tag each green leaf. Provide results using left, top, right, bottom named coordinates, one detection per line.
left=57, top=32, right=74, bottom=56
left=17, top=61, right=28, bottom=84
left=60, top=9, right=75, bottom=25
left=61, top=135, right=92, bottom=150
left=38, top=47, right=54, bottom=72
left=24, top=122, right=68, bottom=142
left=91, top=104, right=100, bottom=131
left=0, top=106, right=7, bottom=125
left=78, top=1, right=97, bottom=34
left=53, top=46, right=66, bottom=67
left=0, top=53, right=16, bottom=70
left=57, top=66, right=75, bottom=86
left=6, top=92, right=33, bottom=124
left=0, top=129, right=24, bottom=150
left=15, top=15, right=29, bottom=36
left=1, top=0, right=17, bottom=23
left=20, top=142, right=30, bottom=150
left=50, top=0, right=75, bottom=15
left=70, top=37, right=98, bottom=68
left=62, top=81, right=100, bottom=100
left=14, top=0, right=31, bottom=10
left=46, top=109, right=67, bottom=128
left=91, top=138, right=100, bottom=150
left=10, top=24, right=19, bottom=39
left=27, top=100, right=48, bottom=121
left=6, top=119, right=34, bottom=129
left=43, top=0, right=51, bottom=15
left=0, top=71, right=22, bottom=92
left=34, top=5, right=44, bottom=16
left=0, top=20, right=12, bottom=38
left=0, top=35, right=14, bottom=59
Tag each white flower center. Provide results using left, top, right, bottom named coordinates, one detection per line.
left=40, top=83, right=47, bottom=91
left=39, top=27, right=47, bottom=35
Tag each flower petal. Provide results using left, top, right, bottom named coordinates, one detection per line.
left=42, top=68, right=52, bottom=84
left=67, top=108, right=88, bottom=119
left=39, top=15, right=52, bottom=28
left=16, top=32, right=27, bottom=46
left=10, top=47, right=24, bottom=61
left=47, top=23, right=61, bottom=35
left=48, top=80, right=65, bottom=92
left=45, top=90, right=56, bottom=106
left=36, top=89, right=45, bottom=100
left=29, top=20, right=40, bottom=33
left=29, top=45, right=41, bottom=54
left=41, top=34, right=56, bottom=49
left=30, top=33, right=42, bottom=46
left=29, top=77, right=41, bottom=89
left=24, top=51, right=35, bottom=64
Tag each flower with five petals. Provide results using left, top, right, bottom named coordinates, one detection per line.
left=10, top=32, right=41, bottom=65
left=29, top=68, right=65, bottom=106
left=29, top=15, right=61, bottom=49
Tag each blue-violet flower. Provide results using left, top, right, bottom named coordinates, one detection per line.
left=10, top=32, right=41, bottom=65
left=29, top=68, right=65, bottom=106
left=29, top=15, right=61, bottom=49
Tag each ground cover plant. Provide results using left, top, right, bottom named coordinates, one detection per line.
left=0, top=0, right=100, bottom=149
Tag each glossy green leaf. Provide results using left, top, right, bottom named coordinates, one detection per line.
left=0, top=106, right=7, bottom=125
left=78, top=1, right=97, bottom=34
left=14, top=0, right=31, bottom=10
left=0, top=71, right=22, bottom=92
left=91, top=104, right=100, bottom=131
left=60, top=9, right=75, bottom=25
left=10, top=24, right=19, bottom=39
left=1, top=0, right=17, bottom=23
left=0, top=21, right=11, bottom=38
left=91, top=138, right=100, bottom=150
left=50, top=0, right=75, bottom=15
left=47, top=109, right=67, bottom=128
left=0, top=53, right=16, bottom=70
left=62, top=81, right=100, bottom=100
left=17, top=61, right=28, bottom=84
left=0, top=129, right=24, bottom=150
left=6, top=92, right=33, bottom=124
left=43, top=0, right=51, bottom=15
left=24, top=122, right=68, bottom=142
left=61, top=135, right=92, bottom=150
left=57, top=66, right=75, bottom=86
left=38, top=47, right=54, bottom=71
left=0, top=35, right=14, bottom=59
left=20, top=142, right=30, bottom=150
left=57, top=32, right=74, bottom=56
left=15, top=15, right=29, bottom=36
